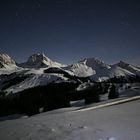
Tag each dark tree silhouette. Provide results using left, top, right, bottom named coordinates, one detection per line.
left=108, top=84, right=119, bottom=99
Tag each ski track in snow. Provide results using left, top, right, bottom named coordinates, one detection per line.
left=73, top=95, right=140, bottom=113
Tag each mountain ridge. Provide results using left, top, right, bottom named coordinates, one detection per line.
left=0, top=52, right=139, bottom=70
left=0, top=52, right=139, bottom=93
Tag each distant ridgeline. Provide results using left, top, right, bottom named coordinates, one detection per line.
left=0, top=53, right=140, bottom=116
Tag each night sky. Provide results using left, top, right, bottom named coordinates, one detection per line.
left=0, top=0, right=140, bottom=65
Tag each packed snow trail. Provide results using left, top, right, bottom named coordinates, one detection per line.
left=73, top=95, right=140, bottom=112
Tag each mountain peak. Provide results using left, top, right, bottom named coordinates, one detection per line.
left=118, top=61, right=129, bottom=66
left=80, top=57, right=111, bottom=69
left=20, top=53, right=64, bottom=68
left=0, top=53, right=16, bottom=68
left=27, top=53, right=51, bottom=65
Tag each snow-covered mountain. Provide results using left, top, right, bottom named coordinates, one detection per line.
left=66, top=58, right=139, bottom=81
left=80, top=57, right=111, bottom=70
left=0, top=53, right=19, bottom=75
left=65, top=62, right=95, bottom=77
left=20, top=53, right=64, bottom=68
left=0, top=53, right=140, bottom=94
left=0, top=53, right=16, bottom=68
left=64, top=57, right=111, bottom=78
left=116, top=61, right=140, bottom=76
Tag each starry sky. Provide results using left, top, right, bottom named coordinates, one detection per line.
left=0, top=0, right=140, bottom=66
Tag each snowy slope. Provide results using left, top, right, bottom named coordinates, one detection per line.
left=0, top=98, right=140, bottom=140
left=1, top=65, right=78, bottom=94
left=109, top=65, right=135, bottom=77
left=0, top=66, right=22, bottom=75
left=116, top=61, right=140, bottom=76
left=65, top=63, right=95, bottom=77
left=90, top=65, right=135, bottom=81
left=5, top=73, right=67, bottom=94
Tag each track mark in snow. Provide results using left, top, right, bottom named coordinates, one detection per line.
left=73, top=95, right=140, bottom=112
left=79, top=126, right=88, bottom=129
left=107, top=137, right=117, bottom=140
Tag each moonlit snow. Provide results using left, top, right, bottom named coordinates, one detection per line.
left=0, top=99, right=140, bottom=140
left=0, top=53, right=140, bottom=140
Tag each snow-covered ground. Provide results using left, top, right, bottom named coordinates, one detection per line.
left=0, top=98, right=140, bottom=140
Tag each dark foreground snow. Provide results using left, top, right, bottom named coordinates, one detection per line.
left=0, top=99, right=140, bottom=140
